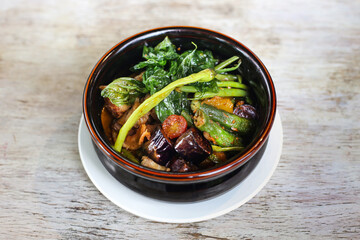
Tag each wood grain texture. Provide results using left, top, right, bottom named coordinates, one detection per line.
left=0, top=0, right=359, bottom=239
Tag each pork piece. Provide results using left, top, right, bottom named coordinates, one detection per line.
left=110, top=109, right=157, bottom=146
left=233, top=104, right=257, bottom=120
left=174, top=127, right=212, bottom=165
left=104, top=97, right=130, bottom=119
left=118, top=98, right=150, bottom=128
left=122, top=124, right=152, bottom=150
left=141, top=156, right=170, bottom=172
left=111, top=119, right=138, bottom=144
left=168, top=158, right=198, bottom=173
left=143, top=127, right=174, bottom=166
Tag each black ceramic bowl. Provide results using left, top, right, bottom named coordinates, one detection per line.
left=83, top=26, right=276, bottom=202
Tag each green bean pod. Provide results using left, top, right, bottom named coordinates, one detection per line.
left=193, top=88, right=247, bottom=100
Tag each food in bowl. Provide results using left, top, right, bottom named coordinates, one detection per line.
left=83, top=26, right=276, bottom=202
left=99, top=36, right=258, bottom=173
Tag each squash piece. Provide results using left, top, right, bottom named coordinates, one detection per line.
left=202, top=96, right=234, bottom=113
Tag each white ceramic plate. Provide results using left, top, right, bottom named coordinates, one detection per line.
left=78, top=113, right=282, bottom=223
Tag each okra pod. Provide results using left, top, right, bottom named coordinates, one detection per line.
left=194, top=110, right=243, bottom=147
left=191, top=101, right=254, bottom=136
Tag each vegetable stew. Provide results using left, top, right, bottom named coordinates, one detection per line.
left=100, top=37, right=258, bottom=172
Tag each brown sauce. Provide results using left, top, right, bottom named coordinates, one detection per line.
left=101, top=106, right=113, bottom=142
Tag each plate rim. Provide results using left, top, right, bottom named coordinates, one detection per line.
left=78, top=113, right=283, bottom=223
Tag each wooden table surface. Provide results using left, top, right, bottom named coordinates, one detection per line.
left=1, top=0, right=359, bottom=239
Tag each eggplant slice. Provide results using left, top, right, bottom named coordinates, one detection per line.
left=174, top=127, right=212, bottom=165
left=144, top=127, right=174, bottom=166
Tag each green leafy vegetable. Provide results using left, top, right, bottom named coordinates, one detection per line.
left=101, top=77, right=148, bottom=106
left=175, top=44, right=218, bottom=79
left=155, top=91, right=189, bottom=122
left=131, top=36, right=178, bottom=70
left=190, top=79, right=219, bottom=93
left=176, top=43, right=219, bottom=94
left=143, top=67, right=171, bottom=94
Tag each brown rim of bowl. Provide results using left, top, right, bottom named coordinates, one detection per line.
left=83, top=26, right=276, bottom=182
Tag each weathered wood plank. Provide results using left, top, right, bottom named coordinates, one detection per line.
left=0, top=0, right=359, bottom=239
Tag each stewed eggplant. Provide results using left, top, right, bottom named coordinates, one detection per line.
left=174, top=127, right=212, bottom=165
left=144, top=127, right=174, bottom=166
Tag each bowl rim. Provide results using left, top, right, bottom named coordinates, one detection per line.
left=83, top=26, right=276, bottom=182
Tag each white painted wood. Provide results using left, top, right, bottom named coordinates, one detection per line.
left=0, top=0, right=359, bottom=239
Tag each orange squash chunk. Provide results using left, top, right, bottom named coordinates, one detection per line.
left=202, top=96, right=234, bottom=113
